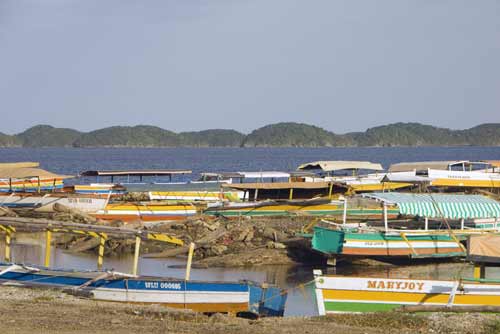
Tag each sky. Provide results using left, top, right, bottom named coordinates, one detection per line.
left=0, top=0, right=499, bottom=135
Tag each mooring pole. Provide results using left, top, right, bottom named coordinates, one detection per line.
left=4, top=229, right=12, bottom=262
left=342, top=198, right=348, bottom=225
left=97, top=233, right=107, bottom=270
left=383, top=204, right=388, bottom=232
left=44, top=230, right=52, bottom=267
left=132, top=236, right=141, bottom=276
left=185, top=242, right=195, bottom=281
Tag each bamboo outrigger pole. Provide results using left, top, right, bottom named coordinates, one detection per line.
left=185, top=242, right=195, bottom=281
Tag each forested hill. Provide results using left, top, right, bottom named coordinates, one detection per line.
left=1, top=122, right=499, bottom=147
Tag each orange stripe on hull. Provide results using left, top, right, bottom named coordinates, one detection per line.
left=342, top=247, right=463, bottom=256
left=323, top=289, right=500, bottom=306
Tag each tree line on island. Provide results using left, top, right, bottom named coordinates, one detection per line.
left=1, top=122, right=500, bottom=148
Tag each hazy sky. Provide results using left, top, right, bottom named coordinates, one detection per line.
left=1, top=0, right=499, bottom=134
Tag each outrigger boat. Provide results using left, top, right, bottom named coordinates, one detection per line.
left=0, top=193, right=109, bottom=213
left=204, top=197, right=399, bottom=219
left=386, top=161, right=500, bottom=189
left=0, top=162, right=70, bottom=193
left=92, top=202, right=197, bottom=222
left=309, top=193, right=500, bottom=259
left=0, top=218, right=287, bottom=316
left=313, top=234, right=500, bottom=314
left=297, top=161, right=414, bottom=193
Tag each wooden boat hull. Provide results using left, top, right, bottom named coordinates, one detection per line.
left=0, top=264, right=287, bottom=316
left=0, top=177, right=64, bottom=192
left=74, top=184, right=127, bottom=196
left=311, top=226, right=467, bottom=258
left=314, top=273, right=500, bottom=314
left=149, top=191, right=242, bottom=202
left=428, top=169, right=500, bottom=188
left=0, top=194, right=108, bottom=213
left=93, top=203, right=197, bottom=222
left=205, top=203, right=399, bottom=219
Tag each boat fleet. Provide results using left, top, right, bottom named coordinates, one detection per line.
left=2, top=158, right=500, bottom=315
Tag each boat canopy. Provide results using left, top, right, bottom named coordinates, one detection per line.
left=297, top=161, right=384, bottom=172
left=388, top=161, right=459, bottom=172
left=238, top=171, right=291, bottom=179
left=363, top=192, right=500, bottom=219
left=387, top=160, right=492, bottom=172
left=0, top=167, right=72, bottom=180
left=80, top=169, right=192, bottom=177
left=468, top=235, right=500, bottom=263
left=0, top=162, right=40, bottom=169
left=483, top=160, right=500, bottom=168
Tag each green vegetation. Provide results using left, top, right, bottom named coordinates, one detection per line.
left=73, top=126, right=180, bottom=147
left=179, top=130, right=245, bottom=147
left=16, top=125, right=82, bottom=148
left=0, top=132, right=21, bottom=147
left=242, top=123, right=354, bottom=147
left=1, top=122, right=500, bottom=148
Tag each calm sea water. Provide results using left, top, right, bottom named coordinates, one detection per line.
left=2, top=147, right=500, bottom=316
left=1, top=146, right=500, bottom=179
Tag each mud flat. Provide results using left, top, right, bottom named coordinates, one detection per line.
left=1, top=285, right=500, bottom=334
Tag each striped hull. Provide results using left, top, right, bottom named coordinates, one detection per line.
left=149, top=191, right=242, bottom=202
left=93, top=203, right=197, bottom=222
left=0, top=178, right=64, bottom=192
left=314, top=274, right=500, bottom=314
left=0, top=264, right=286, bottom=316
left=205, top=204, right=398, bottom=218
left=312, top=226, right=465, bottom=258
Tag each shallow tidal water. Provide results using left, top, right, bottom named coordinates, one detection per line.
left=2, top=147, right=500, bottom=316
left=2, top=233, right=499, bottom=317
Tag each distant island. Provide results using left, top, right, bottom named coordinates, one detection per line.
left=1, top=122, right=500, bottom=148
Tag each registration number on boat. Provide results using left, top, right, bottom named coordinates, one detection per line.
left=144, top=282, right=182, bottom=290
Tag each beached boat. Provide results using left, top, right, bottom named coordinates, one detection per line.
left=0, top=162, right=71, bottom=193
left=386, top=160, right=500, bottom=189
left=149, top=190, right=242, bottom=202
left=310, top=193, right=500, bottom=259
left=73, top=184, right=127, bottom=196
left=313, top=234, right=500, bottom=314
left=0, top=193, right=108, bottom=213
left=204, top=198, right=399, bottom=219
left=0, top=264, right=286, bottom=316
left=297, top=161, right=414, bottom=193
left=0, top=219, right=287, bottom=316
left=92, top=202, right=197, bottom=222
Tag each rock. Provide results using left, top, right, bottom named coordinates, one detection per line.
left=234, top=227, right=252, bottom=242
left=262, top=227, right=286, bottom=241
left=210, top=244, right=228, bottom=256
left=202, top=221, right=220, bottom=231
left=243, top=229, right=254, bottom=242
left=266, top=241, right=286, bottom=249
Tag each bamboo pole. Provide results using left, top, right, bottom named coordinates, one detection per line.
left=44, top=230, right=52, bottom=267
left=4, top=230, right=11, bottom=262
left=342, top=198, right=348, bottom=225
left=383, top=204, right=388, bottom=232
left=185, top=242, right=195, bottom=281
left=132, top=236, right=141, bottom=276
left=97, top=233, right=107, bottom=270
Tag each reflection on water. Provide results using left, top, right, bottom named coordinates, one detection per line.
left=3, top=233, right=500, bottom=317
